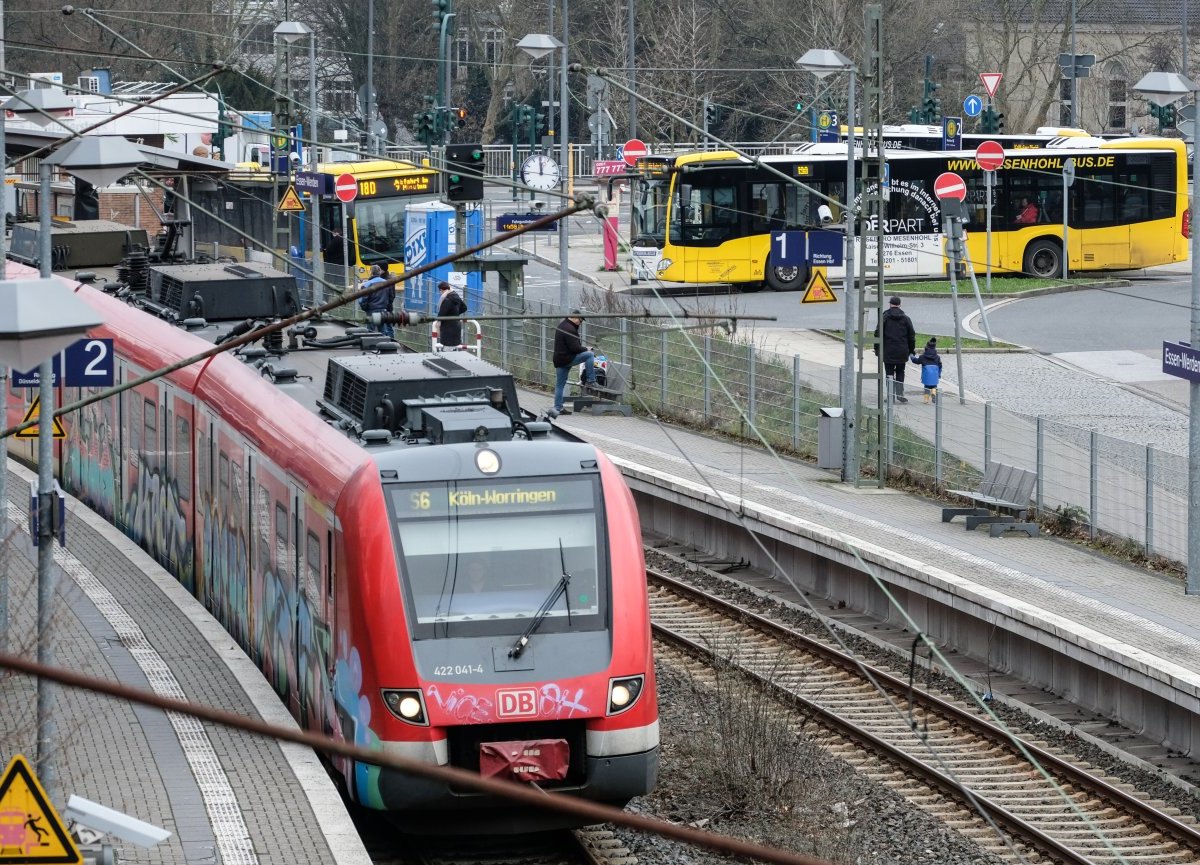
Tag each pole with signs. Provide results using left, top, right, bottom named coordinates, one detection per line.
left=974, top=140, right=1004, bottom=294
left=1062, top=157, right=1075, bottom=280
left=335, top=173, right=358, bottom=294
left=942, top=203, right=968, bottom=405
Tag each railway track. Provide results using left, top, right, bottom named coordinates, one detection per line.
left=648, top=568, right=1200, bottom=864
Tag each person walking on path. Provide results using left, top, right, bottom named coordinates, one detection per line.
left=550, top=309, right=598, bottom=418
left=914, top=337, right=943, bottom=403
left=874, top=296, right=917, bottom=403
left=358, top=264, right=401, bottom=338
left=436, top=281, right=469, bottom=348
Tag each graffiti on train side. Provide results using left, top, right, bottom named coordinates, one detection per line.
left=123, top=456, right=194, bottom=592
left=63, top=398, right=119, bottom=522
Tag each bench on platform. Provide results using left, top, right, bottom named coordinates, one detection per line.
left=942, top=462, right=1040, bottom=537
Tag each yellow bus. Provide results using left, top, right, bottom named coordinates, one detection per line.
left=630, top=136, right=1189, bottom=289
left=197, top=158, right=439, bottom=277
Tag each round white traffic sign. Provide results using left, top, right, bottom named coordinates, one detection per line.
left=622, top=138, right=648, bottom=166
left=975, top=140, right=1005, bottom=172
left=334, top=173, right=358, bottom=203
left=933, top=171, right=967, bottom=201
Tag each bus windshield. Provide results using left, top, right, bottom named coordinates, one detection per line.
left=355, top=198, right=407, bottom=264
left=633, top=177, right=670, bottom=245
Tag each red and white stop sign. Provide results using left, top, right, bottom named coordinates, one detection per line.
left=334, top=173, right=358, bottom=203
left=621, top=138, right=648, bottom=167
left=974, top=140, right=1005, bottom=172
left=933, top=171, right=967, bottom=201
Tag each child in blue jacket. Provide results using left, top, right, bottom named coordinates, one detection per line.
left=913, top=337, right=943, bottom=403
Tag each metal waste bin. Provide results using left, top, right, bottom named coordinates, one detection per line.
left=817, top=407, right=844, bottom=469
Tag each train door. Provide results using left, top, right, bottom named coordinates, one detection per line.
left=62, top=366, right=121, bottom=523
left=122, top=376, right=165, bottom=554
left=207, top=420, right=250, bottom=649
left=194, top=408, right=217, bottom=608
left=249, top=450, right=299, bottom=703
left=298, top=495, right=336, bottom=734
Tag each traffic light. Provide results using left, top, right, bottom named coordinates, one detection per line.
left=414, top=111, right=437, bottom=145
left=432, top=0, right=451, bottom=23
left=455, top=107, right=467, bottom=128
left=795, top=101, right=804, bottom=113
left=980, top=105, right=999, bottom=133
left=704, top=100, right=719, bottom=129
left=445, top=142, right=485, bottom=201
left=996, top=112, right=1005, bottom=133
left=1151, top=103, right=1176, bottom=132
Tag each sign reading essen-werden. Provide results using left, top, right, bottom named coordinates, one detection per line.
left=933, top=171, right=967, bottom=202
left=1163, top=340, right=1200, bottom=382
left=334, top=173, right=358, bottom=203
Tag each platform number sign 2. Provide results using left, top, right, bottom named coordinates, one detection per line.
left=771, top=231, right=806, bottom=267
left=11, top=338, right=115, bottom=388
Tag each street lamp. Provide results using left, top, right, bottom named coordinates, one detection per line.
left=1134, top=71, right=1199, bottom=594
left=797, top=48, right=858, bottom=483
left=518, top=29, right=570, bottom=313
left=275, top=21, right=323, bottom=300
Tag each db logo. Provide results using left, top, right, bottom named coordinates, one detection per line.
left=497, top=688, right=538, bottom=718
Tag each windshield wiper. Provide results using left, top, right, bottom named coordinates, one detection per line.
left=509, top=540, right=573, bottom=659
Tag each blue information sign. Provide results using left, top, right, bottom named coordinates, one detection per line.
left=963, top=95, right=983, bottom=118
left=12, top=338, right=114, bottom=388
left=1163, top=341, right=1200, bottom=382
left=942, top=115, right=963, bottom=151
left=294, top=171, right=328, bottom=196
left=771, top=231, right=806, bottom=267
left=807, top=231, right=844, bottom=266
left=495, top=213, right=558, bottom=233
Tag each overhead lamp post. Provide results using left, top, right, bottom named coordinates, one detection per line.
left=276, top=21, right=323, bottom=301
left=518, top=31, right=570, bottom=312
left=797, top=48, right=858, bottom=483
left=1134, top=71, right=1199, bottom=594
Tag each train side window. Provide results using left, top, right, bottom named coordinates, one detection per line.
left=305, top=530, right=321, bottom=600
left=231, top=461, right=243, bottom=524
left=256, top=484, right=271, bottom=572
left=275, top=501, right=289, bottom=575
left=144, top=400, right=157, bottom=469
left=175, top=416, right=191, bottom=501
left=218, top=451, right=230, bottom=510
left=129, top=393, right=142, bottom=455
left=326, top=529, right=335, bottom=602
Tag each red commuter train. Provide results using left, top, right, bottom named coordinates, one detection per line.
left=6, top=262, right=658, bottom=831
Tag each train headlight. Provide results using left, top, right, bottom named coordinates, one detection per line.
left=607, top=675, right=644, bottom=715
left=474, top=448, right=501, bottom=474
left=382, top=689, right=428, bottom=725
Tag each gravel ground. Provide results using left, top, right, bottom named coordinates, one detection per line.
left=610, top=549, right=1200, bottom=865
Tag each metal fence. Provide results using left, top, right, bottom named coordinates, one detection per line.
left=380, top=296, right=1185, bottom=564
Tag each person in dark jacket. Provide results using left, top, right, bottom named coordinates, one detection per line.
left=436, top=281, right=468, bottom=347
left=358, top=265, right=400, bottom=337
left=549, top=308, right=597, bottom=417
left=322, top=228, right=345, bottom=264
left=914, top=337, right=943, bottom=403
left=873, top=296, right=917, bottom=402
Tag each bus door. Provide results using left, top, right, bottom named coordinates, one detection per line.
left=1069, top=164, right=1127, bottom=270
left=674, top=170, right=748, bottom=282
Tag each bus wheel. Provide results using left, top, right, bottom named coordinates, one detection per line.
left=1023, top=239, right=1062, bottom=279
left=765, top=258, right=809, bottom=291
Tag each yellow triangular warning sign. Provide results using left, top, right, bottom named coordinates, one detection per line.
left=15, top=397, right=67, bottom=440
left=0, top=755, right=81, bottom=863
left=277, top=185, right=306, bottom=213
left=801, top=269, right=838, bottom=303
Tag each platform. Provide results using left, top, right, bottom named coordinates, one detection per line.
left=0, top=462, right=369, bottom=865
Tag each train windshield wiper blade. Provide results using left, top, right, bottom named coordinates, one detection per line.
left=509, top=541, right=573, bottom=659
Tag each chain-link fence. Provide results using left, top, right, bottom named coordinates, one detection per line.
left=391, top=293, right=1185, bottom=565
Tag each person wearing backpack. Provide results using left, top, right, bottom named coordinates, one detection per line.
left=913, top=337, right=943, bottom=403
left=437, top=281, right=468, bottom=348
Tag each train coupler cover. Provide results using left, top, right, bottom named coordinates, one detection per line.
left=479, top=739, right=569, bottom=782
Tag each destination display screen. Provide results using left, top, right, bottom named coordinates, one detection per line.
left=393, top=477, right=594, bottom=519
left=350, top=173, right=436, bottom=199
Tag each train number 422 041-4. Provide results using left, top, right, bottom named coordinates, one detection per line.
left=433, top=664, right=484, bottom=676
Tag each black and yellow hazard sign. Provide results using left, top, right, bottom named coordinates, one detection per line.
left=0, top=755, right=81, bottom=863
left=277, top=185, right=306, bottom=213
left=14, top=398, right=66, bottom=441
left=801, top=269, right=837, bottom=303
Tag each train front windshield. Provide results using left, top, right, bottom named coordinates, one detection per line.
left=388, top=476, right=608, bottom=639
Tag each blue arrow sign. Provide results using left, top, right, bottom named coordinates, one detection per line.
left=963, top=95, right=983, bottom=118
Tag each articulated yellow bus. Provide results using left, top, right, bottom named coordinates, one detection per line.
left=630, top=136, right=1189, bottom=289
